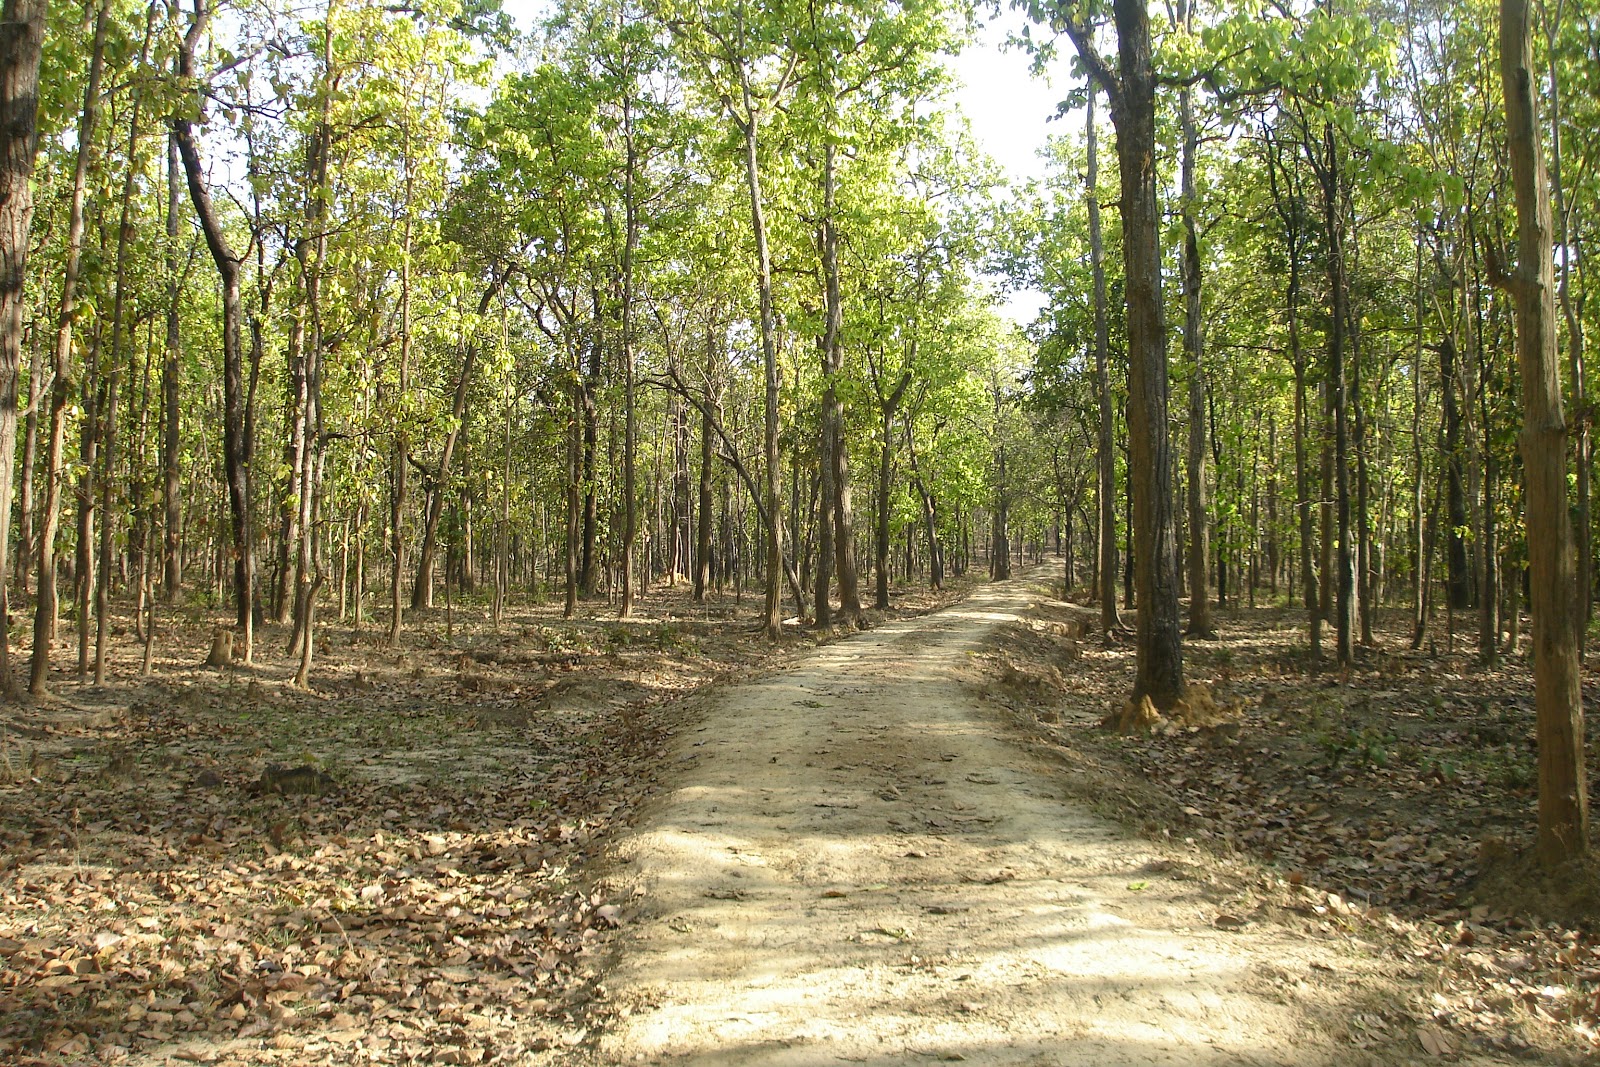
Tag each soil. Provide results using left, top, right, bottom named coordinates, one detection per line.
left=4, top=567, right=1595, bottom=1065
left=582, top=569, right=1518, bottom=1066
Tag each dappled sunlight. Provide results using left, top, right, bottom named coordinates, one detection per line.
left=598, top=572, right=1358, bottom=1066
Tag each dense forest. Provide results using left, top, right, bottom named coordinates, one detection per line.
left=1, top=0, right=1596, bottom=842
left=3, top=0, right=1600, bottom=1060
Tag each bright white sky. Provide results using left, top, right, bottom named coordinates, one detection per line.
left=950, top=6, right=1068, bottom=187
left=499, top=0, right=1067, bottom=324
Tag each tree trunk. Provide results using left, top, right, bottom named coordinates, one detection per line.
left=174, top=0, right=253, bottom=665
left=620, top=101, right=640, bottom=618
left=1315, top=119, right=1357, bottom=666
left=98, top=32, right=153, bottom=684
left=1499, top=0, right=1588, bottom=864
left=387, top=140, right=415, bottom=643
left=992, top=384, right=1010, bottom=581
left=736, top=99, right=784, bottom=638
left=33, top=0, right=110, bottom=694
left=1070, top=0, right=1184, bottom=705
left=1178, top=37, right=1214, bottom=639
left=1545, top=15, right=1589, bottom=636
left=1442, top=333, right=1472, bottom=610
left=693, top=325, right=718, bottom=602
left=0, top=0, right=46, bottom=695
left=291, top=16, right=333, bottom=687
left=1087, top=86, right=1122, bottom=636
left=411, top=272, right=505, bottom=611
left=162, top=134, right=184, bottom=601
left=579, top=287, right=601, bottom=599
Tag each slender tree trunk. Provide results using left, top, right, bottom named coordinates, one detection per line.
left=1499, top=0, right=1588, bottom=863
left=97, top=29, right=153, bottom=684
left=76, top=320, right=100, bottom=678
left=693, top=325, right=718, bottom=602
left=1087, top=86, right=1121, bottom=635
left=274, top=308, right=306, bottom=625
left=18, top=320, right=40, bottom=599
left=1442, top=333, right=1472, bottom=609
left=873, top=367, right=910, bottom=609
left=411, top=272, right=505, bottom=611
left=620, top=104, right=640, bottom=619
left=564, top=345, right=581, bottom=618
left=736, top=99, right=784, bottom=638
left=1412, top=241, right=1427, bottom=642
left=819, top=143, right=862, bottom=625
left=1315, top=120, right=1356, bottom=666
left=1546, top=11, right=1589, bottom=636
left=0, top=0, right=45, bottom=695
left=387, top=151, right=414, bottom=643
left=162, top=134, right=183, bottom=601
left=33, top=0, right=109, bottom=694
left=174, top=0, right=253, bottom=665
left=1178, top=42, right=1213, bottom=639
left=579, top=287, right=601, bottom=599
left=291, top=14, right=333, bottom=686
left=992, top=384, right=1010, bottom=581
left=1353, top=302, right=1374, bottom=645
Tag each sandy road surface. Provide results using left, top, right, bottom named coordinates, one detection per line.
left=589, top=575, right=1402, bottom=1066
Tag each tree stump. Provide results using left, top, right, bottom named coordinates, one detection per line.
left=204, top=628, right=235, bottom=668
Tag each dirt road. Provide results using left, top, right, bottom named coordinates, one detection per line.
left=589, top=575, right=1416, bottom=1066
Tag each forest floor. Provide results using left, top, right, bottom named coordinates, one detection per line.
left=0, top=567, right=1596, bottom=1065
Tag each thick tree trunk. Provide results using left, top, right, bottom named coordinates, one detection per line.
left=0, top=0, right=46, bottom=695
left=1070, top=0, right=1184, bottom=705
left=1499, top=0, right=1588, bottom=864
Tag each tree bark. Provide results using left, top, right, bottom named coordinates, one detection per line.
left=33, top=0, right=110, bottom=694
left=174, top=0, right=254, bottom=665
left=162, top=134, right=183, bottom=601
left=411, top=271, right=506, bottom=611
left=1068, top=0, right=1184, bottom=706
left=619, top=97, right=640, bottom=618
left=1314, top=119, right=1357, bottom=666
left=0, top=0, right=46, bottom=695
left=1498, top=0, right=1588, bottom=864
left=1087, top=86, right=1122, bottom=636
left=98, top=19, right=155, bottom=684
left=1178, top=35, right=1214, bottom=639
left=1545, top=11, right=1588, bottom=635
left=693, top=323, right=719, bottom=601
left=736, top=94, right=784, bottom=638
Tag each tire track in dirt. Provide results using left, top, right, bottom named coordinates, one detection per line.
left=587, top=574, right=1420, bottom=1066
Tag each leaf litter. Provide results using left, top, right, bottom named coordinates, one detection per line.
left=977, top=592, right=1600, bottom=1063
left=0, top=581, right=973, bottom=1066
